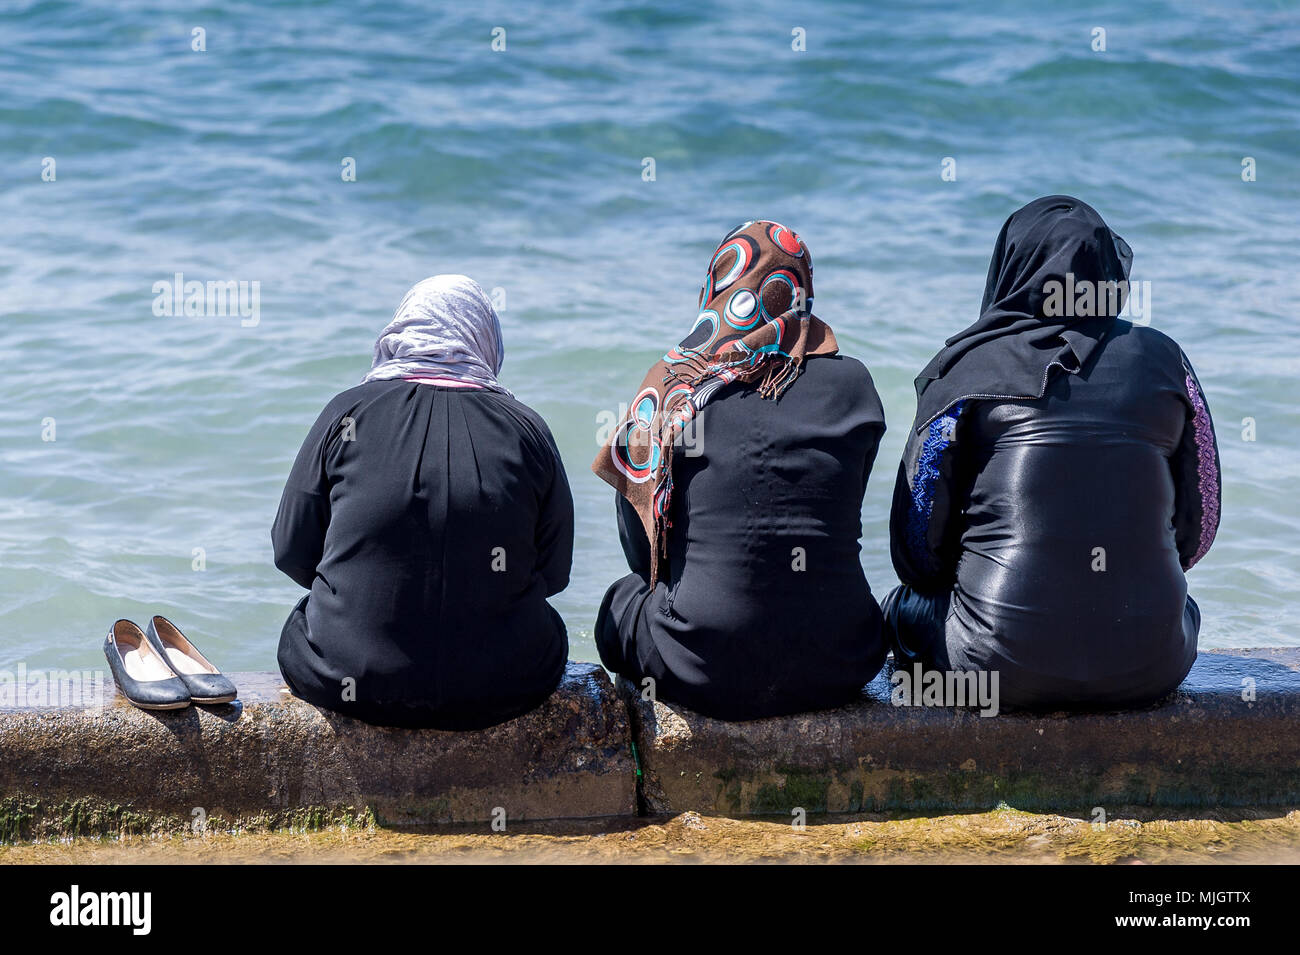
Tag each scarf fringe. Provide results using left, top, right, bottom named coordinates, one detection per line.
left=757, top=354, right=802, bottom=398
left=649, top=437, right=678, bottom=585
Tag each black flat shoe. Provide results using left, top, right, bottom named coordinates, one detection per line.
left=103, top=620, right=192, bottom=710
left=145, top=615, right=238, bottom=704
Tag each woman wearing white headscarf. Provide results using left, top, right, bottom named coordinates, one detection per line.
left=273, top=275, right=574, bottom=729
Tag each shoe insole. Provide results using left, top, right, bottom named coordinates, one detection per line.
left=122, top=645, right=177, bottom=682
left=163, top=646, right=210, bottom=676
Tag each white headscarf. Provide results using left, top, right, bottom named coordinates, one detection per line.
left=363, top=274, right=511, bottom=396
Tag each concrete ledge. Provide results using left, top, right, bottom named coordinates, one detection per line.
left=5, top=647, right=1296, bottom=840
left=619, top=649, right=1300, bottom=815
left=0, top=662, right=635, bottom=839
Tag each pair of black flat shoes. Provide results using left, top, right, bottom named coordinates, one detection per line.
left=103, top=616, right=238, bottom=710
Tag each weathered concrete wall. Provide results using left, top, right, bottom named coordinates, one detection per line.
left=0, top=663, right=635, bottom=839
left=4, top=649, right=1298, bottom=840
left=620, top=649, right=1300, bottom=816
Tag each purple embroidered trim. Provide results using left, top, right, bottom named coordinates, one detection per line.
left=1185, top=373, right=1219, bottom=567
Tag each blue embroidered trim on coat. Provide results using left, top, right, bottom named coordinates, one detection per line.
left=906, top=402, right=964, bottom=577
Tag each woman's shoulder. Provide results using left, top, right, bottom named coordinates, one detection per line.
left=805, top=351, right=876, bottom=385
left=712, top=352, right=880, bottom=434
left=1105, top=320, right=1187, bottom=363
left=803, top=352, right=885, bottom=411
left=469, top=390, right=563, bottom=451
left=316, top=378, right=406, bottom=419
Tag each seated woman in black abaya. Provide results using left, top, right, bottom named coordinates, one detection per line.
left=273, top=275, right=574, bottom=729
left=886, top=196, right=1221, bottom=708
left=592, top=221, right=890, bottom=721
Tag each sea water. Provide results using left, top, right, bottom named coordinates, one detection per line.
left=1, top=0, right=1296, bottom=671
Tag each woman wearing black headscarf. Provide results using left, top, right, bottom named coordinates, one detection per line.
left=886, top=196, right=1220, bottom=708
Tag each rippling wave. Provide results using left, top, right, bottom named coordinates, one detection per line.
left=0, top=0, right=1297, bottom=669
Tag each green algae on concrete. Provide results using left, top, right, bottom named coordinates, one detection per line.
left=751, top=770, right=834, bottom=815
left=0, top=795, right=378, bottom=844
left=0, top=797, right=165, bottom=844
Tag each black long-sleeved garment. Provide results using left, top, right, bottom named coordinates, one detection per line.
left=272, top=380, right=574, bottom=729
left=595, top=354, right=889, bottom=720
left=886, top=321, right=1220, bottom=707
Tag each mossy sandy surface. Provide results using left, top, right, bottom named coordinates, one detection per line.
left=2, top=807, right=1298, bottom=864
left=0, top=796, right=375, bottom=844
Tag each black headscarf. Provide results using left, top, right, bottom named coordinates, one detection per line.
left=914, top=195, right=1134, bottom=432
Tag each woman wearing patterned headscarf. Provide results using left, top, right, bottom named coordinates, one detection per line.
left=273, top=275, right=574, bottom=729
left=886, top=196, right=1220, bottom=707
left=593, top=221, right=889, bottom=720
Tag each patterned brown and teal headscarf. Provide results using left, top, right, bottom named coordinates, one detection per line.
left=592, top=220, right=839, bottom=584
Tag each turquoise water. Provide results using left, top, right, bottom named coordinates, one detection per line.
left=1, top=0, right=1297, bottom=672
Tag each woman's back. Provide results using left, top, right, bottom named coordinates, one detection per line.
left=670, top=354, right=884, bottom=632
left=612, top=354, right=888, bottom=719
left=274, top=379, right=573, bottom=728
left=950, top=322, right=1196, bottom=691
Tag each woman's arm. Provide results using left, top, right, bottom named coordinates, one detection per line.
left=862, top=420, right=886, bottom=495
left=1171, top=353, right=1221, bottom=570
left=535, top=430, right=575, bottom=597
left=271, top=405, right=339, bottom=590
left=615, top=491, right=653, bottom=579
left=889, top=402, right=969, bottom=594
